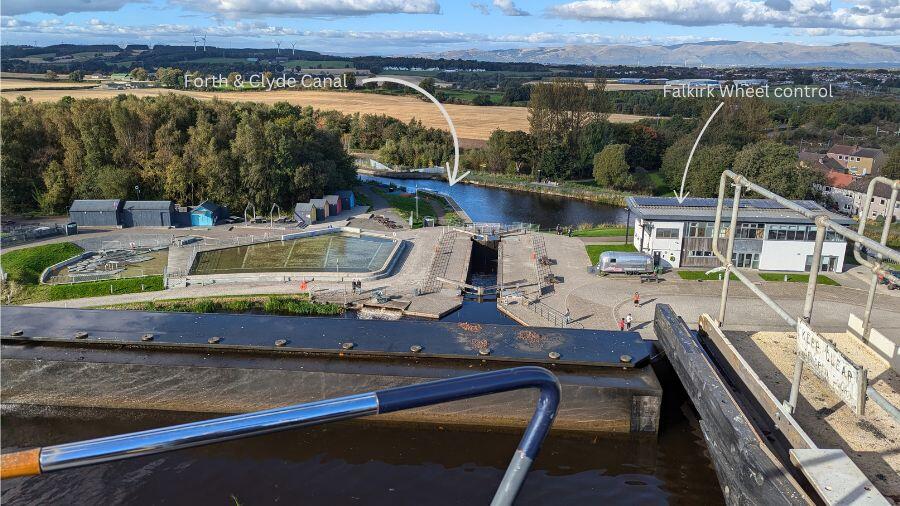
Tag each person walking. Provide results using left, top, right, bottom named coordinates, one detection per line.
left=632, top=291, right=640, bottom=308
left=625, top=313, right=633, bottom=330
left=618, top=318, right=625, bottom=331
left=564, top=308, right=570, bottom=326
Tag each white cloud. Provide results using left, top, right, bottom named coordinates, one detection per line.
left=2, top=0, right=141, bottom=15
left=471, top=2, right=491, bottom=15
left=493, top=0, right=530, bottom=16
left=548, top=0, right=900, bottom=35
left=172, top=0, right=440, bottom=17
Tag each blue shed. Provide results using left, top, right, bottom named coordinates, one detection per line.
left=337, top=190, right=355, bottom=209
left=191, top=200, right=227, bottom=227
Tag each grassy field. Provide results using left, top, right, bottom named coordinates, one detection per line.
left=585, top=244, right=637, bottom=264
left=374, top=188, right=437, bottom=228
left=0, top=242, right=165, bottom=304
left=103, top=294, right=343, bottom=316
left=677, top=270, right=739, bottom=281
left=758, top=273, right=840, bottom=286
left=282, top=60, right=354, bottom=69
left=0, top=88, right=653, bottom=141
left=572, top=224, right=628, bottom=237
left=1, top=242, right=84, bottom=284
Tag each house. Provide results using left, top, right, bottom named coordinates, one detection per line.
left=826, top=145, right=885, bottom=176
left=294, top=203, right=316, bottom=226
left=336, top=190, right=356, bottom=209
left=815, top=170, right=857, bottom=216
left=122, top=201, right=176, bottom=228
left=815, top=172, right=900, bottom=221
left=190, top=201, right=227, bottom=227
left=847, top=178, right=900, bottom=221
left=68, top=199, right=123, bottom=227
left=627, top=196, right=853, bottom=273
left=308, top=198, right=330, bottom=220
left=324, top=195, right=342, bottom=215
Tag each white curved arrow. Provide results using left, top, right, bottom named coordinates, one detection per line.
left=357, top=77, right=469, bottom=185
left=675, top=101, right=724, bottom=204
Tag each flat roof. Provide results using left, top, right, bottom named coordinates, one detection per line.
left=626, top=196, right=854, bottom=225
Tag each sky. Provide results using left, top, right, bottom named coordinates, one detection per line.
left=1, top=0, right=898, bottom=55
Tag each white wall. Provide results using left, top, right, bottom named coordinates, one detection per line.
left=758, top=240, right=846, bottom=272
left=635, top=219, right=684, bottom=268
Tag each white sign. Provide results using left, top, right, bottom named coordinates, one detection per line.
left=796, top=320, right=867, bottom=415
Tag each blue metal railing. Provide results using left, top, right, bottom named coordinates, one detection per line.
left=7, top=367, right=561, bottom=506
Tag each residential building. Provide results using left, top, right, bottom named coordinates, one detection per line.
left=826, top=144, right=885, bottom=176
left=627, top=197, right=853, bottom=272
left=815, top=171, right=900, bottom=221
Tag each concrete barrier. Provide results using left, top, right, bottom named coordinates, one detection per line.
left=39, top=252, right=96, bottom=284
left=848, top=313, right=898, bottom=373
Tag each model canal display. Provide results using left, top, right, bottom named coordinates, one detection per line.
left=191, top=232, right=396, bottom=275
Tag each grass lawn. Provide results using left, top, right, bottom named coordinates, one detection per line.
left=103, top=294, right=342, bottom=316
left=374, top=188, right=436, bottom=228
left=677, top=270, right=739, bottom=281
left=585, top=244, right=637, bottom=265
left=758, top=273, right=840, bottom=286
left=572, top=225, right=627, bottom=237
left=1, top=242, right=84, bottom=284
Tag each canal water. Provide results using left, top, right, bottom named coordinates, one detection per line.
left=1, top=402, right=724, bottom=505
left=360, top=175, right=629, bottom=228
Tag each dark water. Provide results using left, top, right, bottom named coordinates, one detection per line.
left=1, top=404, right=723, bottom=505
left=360, top=175, right=628, bottom=228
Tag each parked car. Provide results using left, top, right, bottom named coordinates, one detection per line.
left=879, top=270, right=899, bottom=290
left=591, top=251, right=654, bottom=275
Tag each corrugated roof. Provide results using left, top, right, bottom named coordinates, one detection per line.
left=69, top=199, right=122, bottom=212
left=193, top=200, right=221, bottom=214
left=627, top=196, right=853, bottom=225
left=123, top=200, right=173, bottom=211
left=309, top=198, right=327, bottom=207
left=294, top=203, right=314, bottom=211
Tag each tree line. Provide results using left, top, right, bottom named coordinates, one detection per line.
left=1, top=95, right=356, bottom=214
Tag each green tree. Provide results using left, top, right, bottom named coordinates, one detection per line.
left=420, top=77, right=436, bottom=95
left=686, top=144, right=737, bottom=198
left=45, top=70, right=57, bottom=81
left=68, top=70, right=85, bottom=82
left=733, top=141, right=823, bottom=199
left=593, top=144, right=633, bottom=190
left=155, top=67, right=185, bottom=88
left=129, top=67, right=149, bottom=81
left=881, top=146, right=900, bottom=180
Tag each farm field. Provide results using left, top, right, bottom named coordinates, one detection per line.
left=0, top=87, right=654, bottom=140
left=0, top=78, right=99, bottom=90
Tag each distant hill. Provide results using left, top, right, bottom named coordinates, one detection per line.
left=424, top=41, right=899, bottom=69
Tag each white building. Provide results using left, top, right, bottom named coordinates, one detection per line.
left=814, top=170, right=900, bottom=221
left=627, top=197, right=853, bottom=272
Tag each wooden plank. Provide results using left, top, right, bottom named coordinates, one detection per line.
left=654, top=304, right=812, bottom=505
left=698, top=314, right=815, bottom=451
left=790, top=450, right=889, bottom=506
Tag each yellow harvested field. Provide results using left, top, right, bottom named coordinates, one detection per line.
left=0, top=87, right=654, bottom=141
left=0, top=79, right=99, bottom=90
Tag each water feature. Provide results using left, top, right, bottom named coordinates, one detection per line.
left=360, top=175, right=629, bottom=228
left=1, top=403, right=724, bottom=505
left=192, top=232, right=395, bottom=275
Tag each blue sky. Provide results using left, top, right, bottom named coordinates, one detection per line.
left=2, top=0, right=897, bottom=54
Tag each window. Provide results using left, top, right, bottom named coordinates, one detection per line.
left=656, top=227, right=679, bottom=239
left=735, top=223, right=764, bottom=239
left=688, top=250, right=713, bottom=258
left=687, top=222, right=714, bottom=238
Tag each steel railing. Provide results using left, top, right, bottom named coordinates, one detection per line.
left=711, top=170, right=899, bottom=422
left=0, top=367, right=560, bottom=506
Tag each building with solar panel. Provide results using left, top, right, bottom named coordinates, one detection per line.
left=626, top=197, right=855, bottom=272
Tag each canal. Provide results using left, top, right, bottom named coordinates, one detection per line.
left=1, top=402, right=723, bottom=505
left=359, top=175, right=629, bottom=228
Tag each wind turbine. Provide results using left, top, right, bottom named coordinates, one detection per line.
left=274, top=40, right=282, bottom=54
left=192, top=34, right=198, bottom=51
left=200, top=34, right=207, bottom=52
left=290, top=42, right=297, bottom=56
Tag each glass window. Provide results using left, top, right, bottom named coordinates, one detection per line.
left=656, top=227, right=679, bottom=239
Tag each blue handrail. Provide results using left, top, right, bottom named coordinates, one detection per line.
left=10, top=366, right=561, bottom=506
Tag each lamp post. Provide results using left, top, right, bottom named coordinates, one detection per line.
left=623, top=207, right=631, bottom=245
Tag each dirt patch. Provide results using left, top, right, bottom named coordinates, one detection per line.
left=516, top=330, right=543, bottom=345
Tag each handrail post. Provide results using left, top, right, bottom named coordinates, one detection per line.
left=718, top=183, right=742, bottom=325
left=861, top=184, right=897, bottom=339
